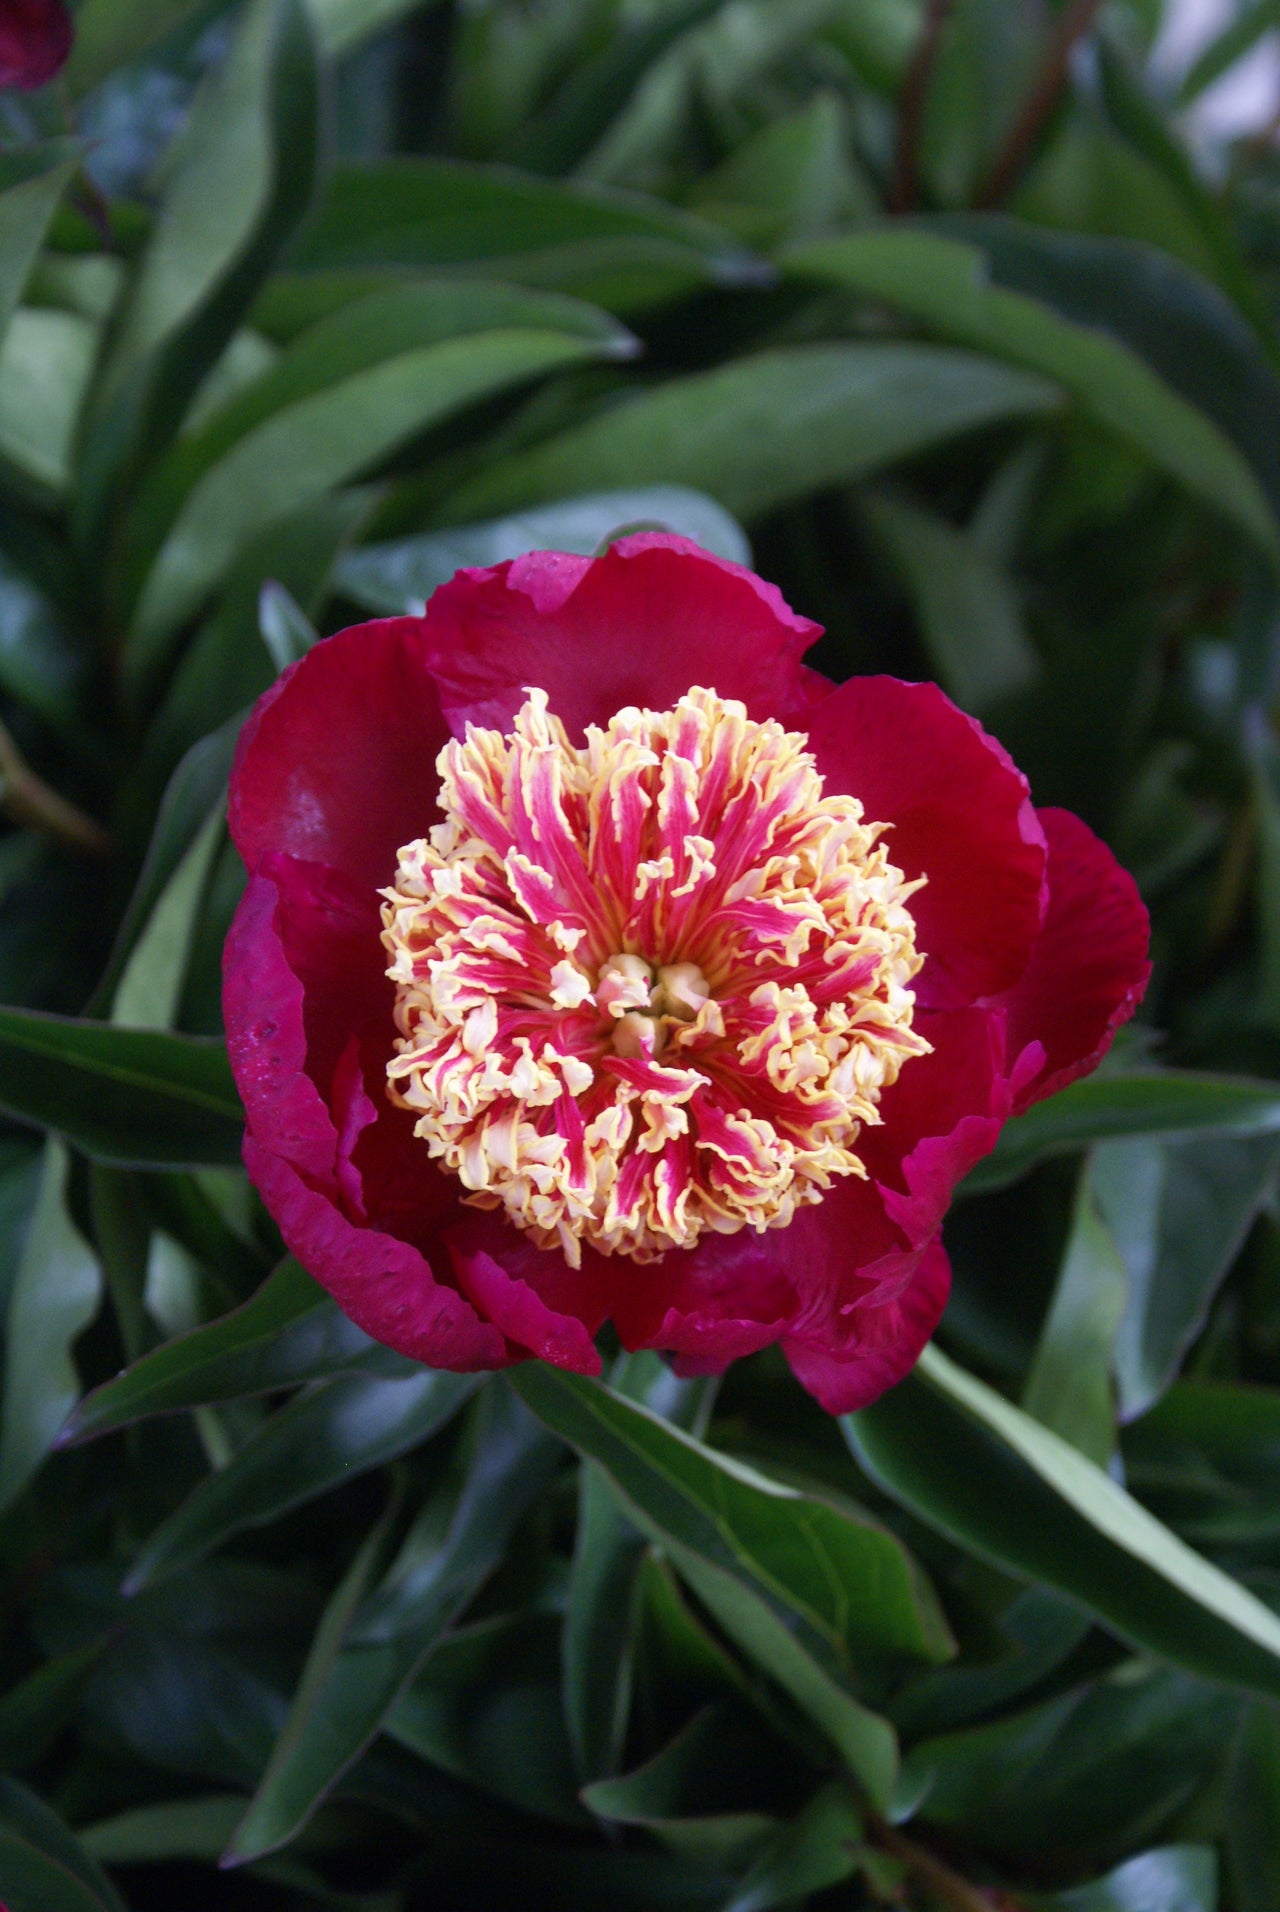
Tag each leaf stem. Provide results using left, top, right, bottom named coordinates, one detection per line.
left=0, top=720, right=112, bottom=858
left=867, top=1814, right=1018, bottom=1912
left=973, top=0, right=1107, bottom=209
left=889, top=0, right=957, bottom=214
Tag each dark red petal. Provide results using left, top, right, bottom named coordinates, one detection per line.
left=608, top=1225, right=803, bottom=1358
left=783, top=1238, right=951, bottom=1414
left=994, top=806, right=1151, bottom=1113
left=228, top=618, right=449, bottom=887
left=243, top=1137, right=509, bottom=1370
left=446, top=1241, right=602, bottom=1374
left=418, top=534, right=826, bottom=739
left=0, top=0, right=72, bottom=88
left=859, top=1006, right=1013, bottom=1257
left=803, top=677, right=1047, bottom=1008
left=223, top=871, right=341, bottom=1181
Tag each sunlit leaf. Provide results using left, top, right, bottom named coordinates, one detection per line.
left=849, top=1345, right=1280, bottom=1699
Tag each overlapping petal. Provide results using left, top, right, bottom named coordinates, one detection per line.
left=418, top=534, right=825, bottom=737
left=223, top=537, right=1150, bottom=1413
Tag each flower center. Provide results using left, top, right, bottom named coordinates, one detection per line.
left=381, top=687, right=929, bottom=1267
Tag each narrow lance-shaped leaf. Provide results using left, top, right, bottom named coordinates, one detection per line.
left=0, top=146, right=78, bottom=350
left=1100, top=1131, right=1280, bottom=1420
left=0, top=1777, right=127, bottom=1912
left=510, top=1365, right=946, bottom=1803
left=77, top=0, right=320, bottom=544
left=1227, top=1702, right=1280, bottom=1912
left=63, top=0, right=208, bottom=98
left=783, top=229, right=1280, bottom=562
left=225, top=1383, right=563, bottom=1863
left=510, top=1364, right=953, bottom=1670
left=123, top=1368, right=478, bottom=1591
left=1026, top=1845, right=1220, bottom=1912
left=858, top=488, right=1036, bottom=714
left=0, top=1143, right=102, bottom=1513
left=110, top=805, right=224, bottom=1033
left=1022, top=1168, right=1129, bottom=1466
left=565, top=1352, right=717, bottom=1786
left=60, top=1258, right=415, bottom=1445
left=288, top=154, right=763, bottom=310
left=125, top=305, right=636, bottom=689
left=445, top=342, right=1060, bottom=525
left=90, top=717, right=242, bottom=1014
left=0, top=1006, right=243, bottom=1168
left=848, top=1344, right=1280, bottom=1701
left=964, top=1070, right=1280, bottom=1195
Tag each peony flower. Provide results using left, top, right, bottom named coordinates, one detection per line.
left=0, top=0, right=73, bottom=89
left=223, top=535, right=1150, bottom=1412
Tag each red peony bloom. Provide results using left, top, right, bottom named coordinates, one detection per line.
left=223, top=536, right=1150, bottom=1413
left=0, top=0, right=73, bottom=88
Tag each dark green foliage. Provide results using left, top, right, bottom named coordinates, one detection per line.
left=4, top=2, right=1280, bottom=1907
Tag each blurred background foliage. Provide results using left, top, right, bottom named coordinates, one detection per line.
left=7, top=0, right=1280, bottom=1906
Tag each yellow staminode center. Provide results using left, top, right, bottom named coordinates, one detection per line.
left=381, top=687, right=928, bottom=1267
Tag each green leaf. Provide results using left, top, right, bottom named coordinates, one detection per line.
left=688, top=93, right=875, bottom=248
left=387, top=1613, right=586, bottom=1826
left=62, top=0, right=210, bottom=98
left=859, top=488, right=1037, bottom=714
left=573, top=0, right=839, bottom=189
left=581, top=1705, right=780, bottom=1868
left=510, top=1366, right=950, bottom=1805
left=225, top=1384, right=562, bottom=1861
left=0, top=1143, right=102, bottom=1512
left=510, top=1365, right=953, bottom=1670
left=81, top=1795, right=247, bottom=1865
left=0, top=1779, right=127, bottom=1912
left=944, top=213, right=1280, bottom=529
left=1096, top=35, right=1275, bottom=356
left=0, top=147, right=78, bottom=349
left=0, top=549, right=92, bottom=742
left=848, top=1344, right=1280, bottom=1701
left=722, top=1782, right=868, bottom=1912
left=1122, top=1381, right=1280, bottom=1547
left=127, top=487, right=372, bottom=822
left=61, top=1258, right=414, bottom=1444
left=564, top=1353, right=717, bottom=1788
left=890, top=1586, right=1091, bottom=1740
left=501, top=0, right=726, bottom=178
left=123, top=1368, right=477, bottom=1590
left=1029, top=1846, right=1218, bottom=1912
left=784, top=229, right=1280, bottom=562
left=124, top=297, right=633, bottom=687
left=565, top=1464, right=647, bottom=1785
left=1098, top=1133, right=1280, bottom=1420
left=288, top=156, right=761, bottom=312
left=901, top=1664, right=1236, bottom=1864
left=1227, top=1702, right=1280, bottom=1912
left=0, top=1008, right=243, bottom=1168
left=446, top=342, right=1060, bottom=526
left=258, top=579, right=320, bottom=671
left=669, top=1550, right=899, bottom=1809
left=0, top=310, right=98, bottom=502
left=91, top=717, right=241, bottom=1014
left=335, top=485, right=751, bottom=615
left=309, top=0, right=443, bottom=60
left=965, top=1071, right=1280, bottom=1195
left=0, top=1639, right=108, bottom=1773
left=78, top=0, right=320, bottom=539
left=110, top=804, right=224, bottom=1033
left=1023, top=1170, right=1129, bottom=1466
